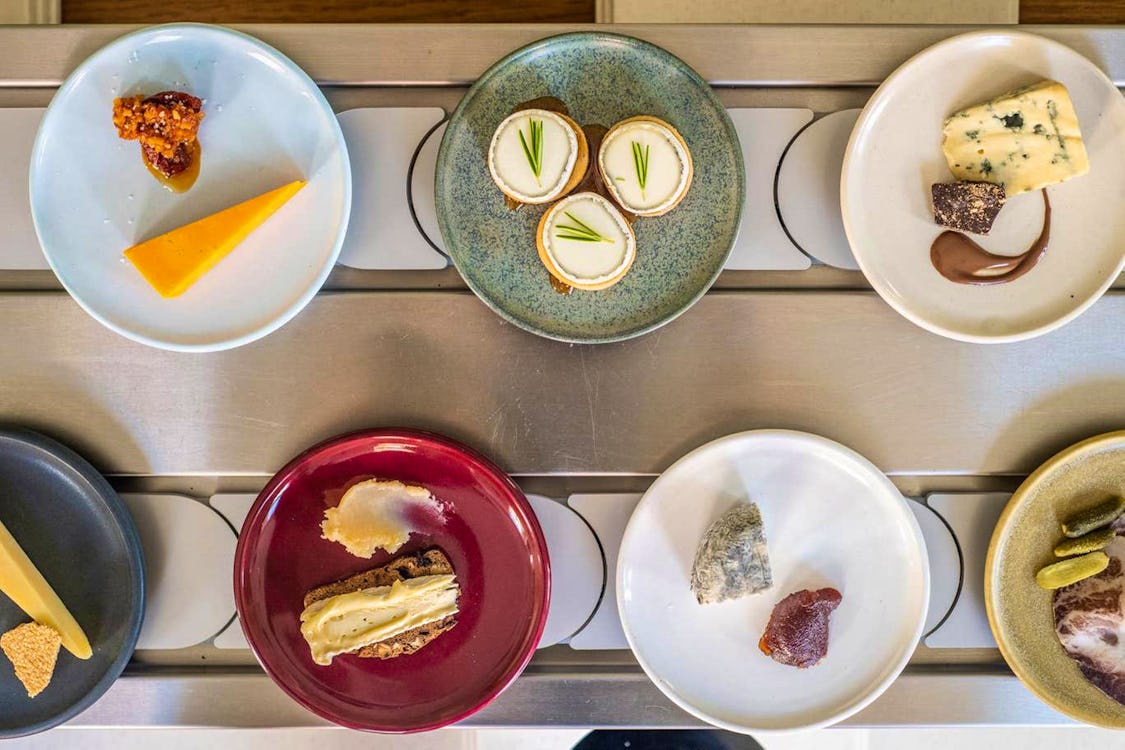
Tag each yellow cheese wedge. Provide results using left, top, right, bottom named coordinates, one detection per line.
left=124, top=180, right=306, bottom=298
left=0, top=518, right=91, bottom=660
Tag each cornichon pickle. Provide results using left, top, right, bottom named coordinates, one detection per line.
left=1035, top=551, right=1110, bottom=590
left=1061, top=497, right=1125, bottom=538
left=1054, top=527, right=1117, bottom=557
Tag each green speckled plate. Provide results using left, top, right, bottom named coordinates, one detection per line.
left=436, top=32, right=744, bottom=343
left=986, top=431, right=1125, bottom=728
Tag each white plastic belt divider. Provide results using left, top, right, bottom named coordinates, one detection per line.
left=121, top=493, right=236, bottom=651
left=566, top=493, right=643, bottom=650
left=0, top=109, right=50, bottom=271
left=0, top=106, right=860, bottom=274
left=925, top=493, right=1010, bottom=649
left=336, top=108, right=447, bottom=270
left=411, top=120, right=448, bottom=258
left=909, top=500, right=960, bottom=637
left=208, top=493, right=257, bottom=650
left=777, top=109, right=863, bottom=270
left=725, top=108, right=813, bottom=270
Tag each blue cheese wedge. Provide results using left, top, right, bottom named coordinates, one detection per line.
left=941, top=80, right=1089, bottom=196
left=690, top=502, right=772, bottom=605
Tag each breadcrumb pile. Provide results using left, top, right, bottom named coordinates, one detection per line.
left=1, top=622, right=62, bottom=698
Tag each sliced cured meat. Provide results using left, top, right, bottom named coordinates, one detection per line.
left=759, top=587, right=842, bottom=668
left=690, top=502, right=771, bottom=605
left=1055, top=536, right=1125, bottom=705
left=1111, top=512, right=1125, bottom=536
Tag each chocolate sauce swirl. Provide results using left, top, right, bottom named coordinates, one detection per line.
left=930, top=190, right=1051, bottom=286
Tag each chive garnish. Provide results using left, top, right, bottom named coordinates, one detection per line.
left=555, top=211, right=612, bottom=243
left=631, top=140, right=649, bottom=197
left=518, top=118, right=544, bottom=186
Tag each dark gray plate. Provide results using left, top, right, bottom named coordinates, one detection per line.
left=436, top=32, right=744, bottom=343
left=0, top=429, right=144, bottom=738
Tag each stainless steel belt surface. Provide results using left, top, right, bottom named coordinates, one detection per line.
left=0, top=24, right=1123, bottom=730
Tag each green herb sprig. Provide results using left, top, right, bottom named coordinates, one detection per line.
left=518, top=119, right=544, bottom=185
left=555, top=211, right=612, bottom=243
left=631, top=140, right=650, bottom=197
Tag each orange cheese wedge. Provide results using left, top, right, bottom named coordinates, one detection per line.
left=124, top=180, right=305, bottom=298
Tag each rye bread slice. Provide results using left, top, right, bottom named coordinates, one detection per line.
left=304, top=547, right=458, bottom=660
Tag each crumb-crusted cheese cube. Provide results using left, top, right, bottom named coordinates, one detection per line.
left=941, top=80, right=1089, bottom=196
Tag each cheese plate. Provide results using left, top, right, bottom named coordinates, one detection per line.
left=436, top=32, right=743, bottom=343
left=842, top=31, right=1125, bottom=343
left=987, top=432, right=1125, bottom=728
left=617, top=430, right=929, bottom=733
left=29, top=24, right=350, bottom=352
left=0, top=429, right=144, bottom=738
left=234, top=429, right=549, bottom=732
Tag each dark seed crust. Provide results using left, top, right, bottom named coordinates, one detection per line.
left=931, top=181, right=1006, bottom=235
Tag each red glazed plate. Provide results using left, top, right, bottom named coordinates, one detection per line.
left=234, top=429, right=550, bottom=732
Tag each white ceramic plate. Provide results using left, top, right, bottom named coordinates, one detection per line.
left=842, top=31, right=1125, bottom=343
left=30, top=24, right=350, bottom=351
left=617, top=430, right=928, bottom=733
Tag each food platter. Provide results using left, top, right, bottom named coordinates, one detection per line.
left=29, top=23, right=351, bottom=352
left=987, top=431, right=1125, bottom=728
left=233, top=429, right=549, bottom=732
left=436, top=32, right=744, bottom=343
left=842, top=30, right=1125, bottom=343
left=0, top=429, right=144, bottom=738
left=617, top=430, right=929, bottom=732
left=2, top=19, right=1125, bottom=738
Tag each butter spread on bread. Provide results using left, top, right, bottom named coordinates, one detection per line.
left=301, top=548, right=460, bottom=663
left=300, top=574, right=459, bottom=666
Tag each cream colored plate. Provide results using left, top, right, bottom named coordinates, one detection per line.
left=986, top=431, right=1125, bottom=728
left=842, top=31, right=1125, bottom=343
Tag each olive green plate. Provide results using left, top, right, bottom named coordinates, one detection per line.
left=986, top=431, right=1125, bottom=728
left=435, top=32, right=744, bottom=343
